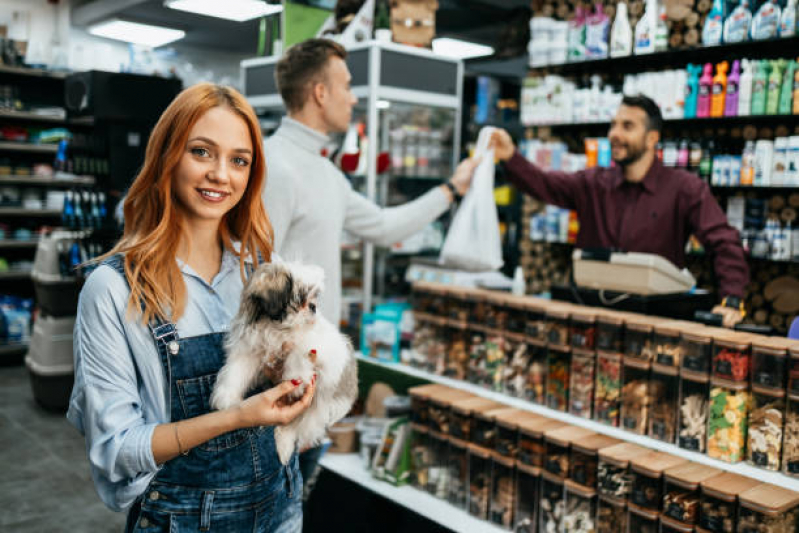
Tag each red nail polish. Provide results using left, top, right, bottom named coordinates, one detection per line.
left=291, top=379, right=302, bottom=386
left=311, top=349, right=317, bottom=354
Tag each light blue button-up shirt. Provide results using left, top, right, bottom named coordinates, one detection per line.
left=67, top=249, right=253, bottom=512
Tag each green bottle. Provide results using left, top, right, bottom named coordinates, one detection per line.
left=766, top=59, right=786, bottom=115
left=750, top=60, right=770, bottom=116
left=779, top=60, right=797, bottom=115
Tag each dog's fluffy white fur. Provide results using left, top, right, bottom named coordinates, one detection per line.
left=210, top=261, right=358, bottom=465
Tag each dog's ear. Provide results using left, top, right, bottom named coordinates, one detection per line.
left=248, top=271, right=293, bottom=323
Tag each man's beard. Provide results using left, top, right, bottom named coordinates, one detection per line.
left=612, top=141, right=647, bottom=167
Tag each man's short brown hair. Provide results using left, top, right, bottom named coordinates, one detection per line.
left=275, top=38, right=347, bottom=112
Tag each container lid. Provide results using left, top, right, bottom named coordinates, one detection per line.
left=492, top=451, right=515, bottom=467
left=652, top=362, right=679, bottom=376
left=630, top=451, right=687, bottom=477
left=505, top=294, right=528, bottom=310
left=549, top=343, right=571, bottom=353
left=494, top=409, right=539, bottom=429
left=700, top=472, right=762, bottom=502
left=627, top=502, right=660, bottom=520
left=663, top=462, right=722, bottom=490
left=623, top=357, right=652, bottom=370
left=598, top=442, right=651, bottom=467
left=450, top=396, right=504, bottom=415
left=482, top=407, right=525, bottom=423
left=654, top=320, right=698, bottom=337
left=710, top=377, right=749, bottom=391
left=597, top=350, right=623, bottom=361
left=596, top=309, right=626, bottom=325
left=467, top=443, right=493, bottom=459
left=505, top=331, right=527, bottom=343
left=659, top=515, right=695, bottom=533
left=449, top=436, right=468, bottom=449
left=598, top=493, right=626, bottom=508
left=522, top=296, right=549, bottom=312
left=483, top=290, right=510, bottom=305
left=739, top=484, right=799, bottom=515
left=752, top=336, right=792, bottom=356
left=541, top=469, right=566, bottom=485
left=544, top=425, right=596, bottom=447
left=527, top=337, right=547, bottom=348
left=789, top=339, right=799, bottom=358
left=515, top=461, right=541, bottom=477
left=625, top=314, right=664, bottom=332
left=518, top=417, right=567, bottom=438
left=412, top=281, right=444, bottom=293
left=428, top=429, right=449, bottom=442
left=408, top=384, right=451, bottom=399
left=712, top=330, right=753, bottom=349
left=571, top=434, right=623, bottom=455
left=564, top=478, right=597, bottom=498
left=680, top=369, right=710, bottom=383
left=682, top=326, right=714, bottom=343
left=545, top=304, right=572, bottom=319
left=427, top=388, right=474, bottom=405
left=751, top=383, right=786, bottom=398
left=570, top=308, right=598, bottom=322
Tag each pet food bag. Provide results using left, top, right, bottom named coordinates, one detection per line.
left=439, top=126, right=503, bottom=272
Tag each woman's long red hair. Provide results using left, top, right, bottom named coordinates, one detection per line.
left=98, top=83, right=273, bottom=324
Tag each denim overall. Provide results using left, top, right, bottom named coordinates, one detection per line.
left=103, top=257, right=302, bottom=533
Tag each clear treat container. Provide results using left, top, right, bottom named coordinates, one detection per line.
left=598, top=442, right=651, bottom=500
left=514, top=461, right=540, bottom=533
left=543, top=425, right=596, bottom=479
left=648, top=364, right=680, bottom=444
left=678, top=370, right=710, bottom=453
left=526, top=339, right=548, bottom=405
left=467, top=444, right=493, bottom=520
left=570, top=308, right=597, bottom=351
left=746, top=386, right=785, bottom=472
left=620, top=359, right=651, bottom=435
left=707, top=379, right=750, bottom=464
left=661, top=462, right=721, bottom=524
left=737, top=484, right=799, bottom=533
left=630, top=451, right=688, bottom=511
left=698, top=471, right=761, bottom=533
left=595, top=351, right=623, bottom=427
left=547, top=345, right=571, bottom=412
left=490, top=453, right=516, bottom=529
left=569, top=348, right=596, bottom=419
left=546, top=305, right=572, bottom=349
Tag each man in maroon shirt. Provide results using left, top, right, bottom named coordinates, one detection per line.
left=491, top=95, right=748, bottom=327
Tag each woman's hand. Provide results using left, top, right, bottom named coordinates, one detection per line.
left=489, top=129, right=516, bottom=161
left=236, top=377, right=316, bottom=429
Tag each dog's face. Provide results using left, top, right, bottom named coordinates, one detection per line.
left=241, top=262, right=325, bottom=329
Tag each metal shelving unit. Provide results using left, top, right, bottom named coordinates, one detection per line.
left=0, top=141, right=59, bottom=154
left=0, top=174, right=95, bottom=186
left=0, top=207, right=62, bottom=217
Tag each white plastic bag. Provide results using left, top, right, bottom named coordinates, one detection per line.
left=439, top=127, right=503, bottom=271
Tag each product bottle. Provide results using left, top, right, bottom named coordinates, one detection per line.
left=677, top=139, right=690, bottom=167
left=655, top=6, right=669, bottom=52
left=635, top=0, right=658, bottom=54
left=373, top=0, right=392, bottom=41
left=781, top=0, right=797, bottom=36
left=738, top=59, right=754, bottom=116
left=724, top=0, right=753, bottom=42
left=751, top=0, right=781, bottom=40
left=702, top=0, right=726, bottom=45
left=794, top=58, right=799, bottom=114
left=568, top=7, right=587, bottom=61
left=751, top=59, right=770, bottom=116
left=725, top=59, right=742, bottom=116
left=766, top=59, right=786, bottom=115
left=779, top=60, right=796, bottom=114
left=741, top=140, right=756, bottom=185
left=610, top=1, right=633, bottom=57
left=684, top=63, right=702, bottom=118
left=697, top=63, right=714, bottom=118
left=699, top=140, right=715, bottom=182
left=586, top=3, right=611, bottom=59
left=711, top=61, right=729, bottom=117
left=512, top=266, right=526, bottom=296
left=588, top=74, right=602, bottom=122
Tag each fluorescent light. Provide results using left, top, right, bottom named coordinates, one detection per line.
left=165, top=0, right=283, bottom=22
left=432, top=38, right=494, bottom=60
left=89, top=19, right=185, bottom=47
left=377, top=100, right=391, bottom=109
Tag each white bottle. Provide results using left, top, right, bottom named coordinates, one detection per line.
left=512, top=266, right=526, bottom=296
left=588, top=75, right=602, bottom=122
left=780, top=0, right=797, bottom=36
left=610, top=1, right=633, bottom=57
left=738, top=59, right=753, bottom=117
left=655, top=6, right=669, bottom=52
left=635, top=0, right=658, bottom=54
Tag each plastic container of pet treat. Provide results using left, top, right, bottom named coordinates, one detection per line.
left=411, top=281, right=437, bottom=315
left=506, top=294, right=527, bottom=336
left=490, top=452, right=517, bottom=529
left=425, top=430, right=450, bottom=498
left=427, top=283, right=450, bottom=318
left=681, top=327, right=714, bottom=375
left=662, top=462, right=722, bottom=524
left=630, top=451, right=688, bottom=511
left=447, top=436, right=470, bottom=510
left=746, top=385, right=785, bottom=471
left=624, top=315, right=664, bottom=362
left=698, top=471, right=761, bottom=533
left=494, top=409, right=538, bottom=459
left=524, top=297, right=548, bottom=343
left=569, top=348, right=596, bottom=419
left=595, top=351, right=623, bottom=427
left=783, top=394, right=799, bottom=477
left=540, top=471, right=566, bottom=533
left=654, top=321, right=699, bottom=368
left=526, top=339, right=548, bottom=405
left=711, top=331, right=752, bottom=383
left=707, top=379, right=750, bottom=464
left=598, top=442, right=651, bottom=500
left=789, top=343, right=799, bottom=396
left=543, top=425, right=596, bottom=479
left=408, top=384, right=450, bottom=426
left=660, top=515, right=695, bottom=533
left=468, top=290, right=490, bottom=329
left=595, top=309, right=626, bottom=354
left=478, top=329, right=510, bottom=392
left=484, top=291, right=509, bottom=331
left=517, top=416, right=568, bottom=468
left=410, top=316, right=445, bottom=372
left=678, top=370, right=710, bottom=453
left=446, top=286, right=470, bottom=324
left=547, top=345, right=571, bottom=412
left=751, top=337, right=790, bottom=391
left=441, top=322, right=470, bottom=380
left=564, top=479, right=597, bottom=533
left=570, top=308, right=597, bottom=350
left=448, top=396, right=503, bottom=442
left=627, top=503, right=660, bottom=533
left=596, top=494, right=626, bottom=533
left=546, top=304, right=572, bottom=349
left=648, top=363, right=680, bottom=443
left=426, top=387, right=473, bottom=435
left=737, top=484, right=799, bottom=533
left=473, top=407, right=517, bottom=450
left=467, top=443, right=493, bottom=520
left=569, top=434, right=621, bottom=490
left=503, top=332, right=530, bottom=398
left=467, top=329, right=488, bottom=385
left=410, top=422, right=431, bottom=491
left=620, top=358, right=652, bottom=435
left=514, top=461, right=540, bottom=533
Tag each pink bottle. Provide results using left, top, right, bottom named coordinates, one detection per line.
left=696, top=63, right=714, bottom=118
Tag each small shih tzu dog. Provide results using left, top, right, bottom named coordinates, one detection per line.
left=210, top=261, right=358, bottom=465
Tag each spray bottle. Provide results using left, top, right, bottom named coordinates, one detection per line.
left=697, top=63, right=714, bottom=118
left=684, top=63, right=702, bottom=118
left=766, top=59, right=787, bottom=115
left=635, top=0, right=658, bottom=54
left=711, top=61, right=729, bottom=117
left=702, top=0, right=726, bottom=45
left=725, top=60, right=742, bottom=116
left=738, top=59, right=754, bottom=116
left=724, top=0, right=753, bottom=42
left=780, top=0, right=796, bottom=37
left=611, top=1, right=633, bottom=57
left=751, top=59, right=770, bottom=116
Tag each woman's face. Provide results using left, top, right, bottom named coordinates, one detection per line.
left=173, top=105, right=253, bottom=226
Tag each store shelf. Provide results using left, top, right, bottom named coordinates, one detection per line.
left=529, top=114, right=799, bottom=131
left=0, top=270, right=32, bottom=281
left=0, top=141, right=59, bottom=154
left=0, top=174, right=95, bottom=186
left=0, top=207, right=61, bottom=217
left=0, top=64, right=66, bottom=79
left=0, top=109, right=66, bottom=123
left=0, top=341, right=28, bottom=357
left=320, top=452, right=506, bottom=533
left=0, top=240, right=38, bottom=249
left=358, top=354, right=799, bottom=492
left=524, top=36, right=799, bottom=76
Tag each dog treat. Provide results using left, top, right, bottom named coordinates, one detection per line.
left=490, top=456, right=516, bottom=528
left=712, top=333, right=751, bottom=383
left=678, top=371, right=710, bottom=452
left=563, top=484, right=596, bottom=533
left=447, top=438, right=469, bottom=510
left=546, top=307, right=571, bottom=348
left=707, top=382, right=750, bottom=463
left=624, top=320, right=657, bottom=362
left=467, top=331, right=488, bottom=386
left=539, top=476, right=565, bottom=533
left=594, top=353, right=622, bottom=427
left=546, top=347, right=570, bottom=412
left=518, top=417, right=566, bottom=469
left=648, top=367, right=679, bottom=443
left=620, top=363, right=650, bottom=435
left=662, top=463, right=721, bottom=525
left=502, top=336, right=530, bottom=398
left=514, top=463, right=540, bottom=533
left=783, top=399, right=799, bottom=476
left=630, top=452, right=687, bottom=511
left=526, top=342, right=547, bottom=405
left=544, top=426, right=595, bottom=479
left=654, top=321, right=693, bottom=367
left=411, top=321, right=444, bottom=372
left=484, top=333, right=509, bottom=392
left=747, top=391, right=785, bottom=471
left=570, top=435, right=621, bottom=490
left=494, top=410, right=526, bottom=459
left=681, top=329, right=713, bottom=374
left=596, top=496, right=626, bottom=533
left=568, top=350, right=595, bottom=419
left=468, top=446, right=492, bottom=519
left=597, top=443, right=651, bottom=500
left=570, top=310, right=596, bottom=350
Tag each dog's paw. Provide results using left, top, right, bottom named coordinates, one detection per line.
left=209, top=386, right=242, bottom=411
left=274, top=427, right=296, bottom=465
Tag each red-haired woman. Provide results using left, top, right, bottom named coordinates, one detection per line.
left=67, top=83, right=315, bottom=532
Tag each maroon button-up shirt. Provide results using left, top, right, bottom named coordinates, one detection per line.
left=505, top=150, right=749, bottom=298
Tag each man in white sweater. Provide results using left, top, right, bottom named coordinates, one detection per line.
left=263, top=38, right=478, bottom=326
